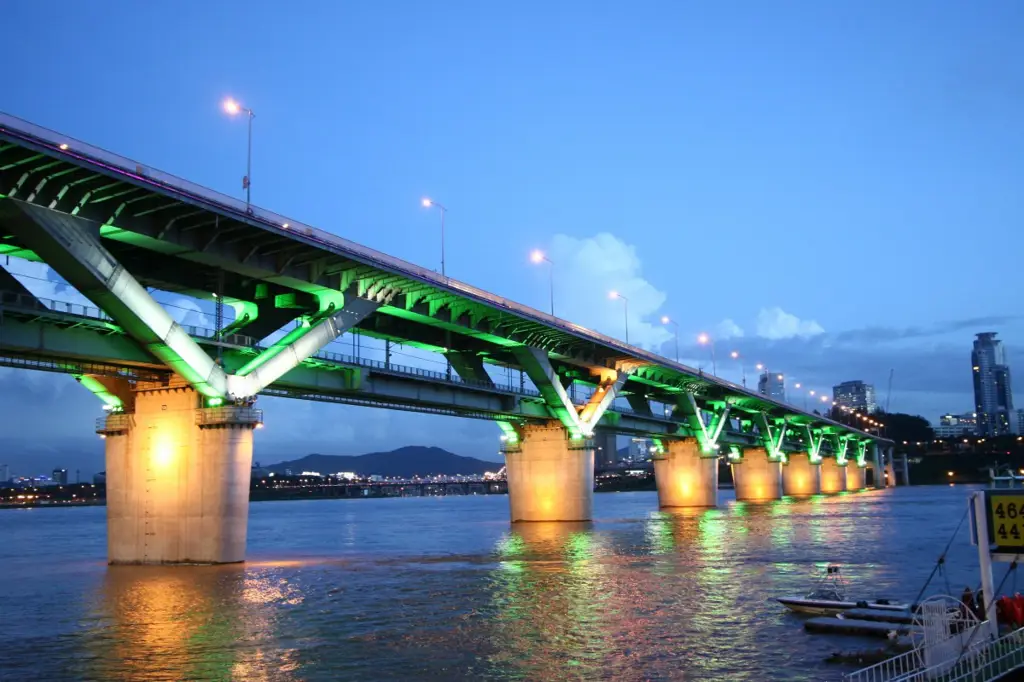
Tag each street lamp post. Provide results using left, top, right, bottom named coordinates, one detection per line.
left=730, top=350, right=745, bottom=387
left=697, top=333, right=717, bottom=376
left=223, top=98, right=254, bottom=212
left=661, top=316, right=679, bottom=361
left=609, top=291, right=629, bottom=344
left=421, top=198, right=448, bottom=277
left=530, top=250, right=554, bottom=316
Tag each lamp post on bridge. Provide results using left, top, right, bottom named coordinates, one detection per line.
left=530, top=249, right=555, bottom=316
left=660, top=316, right=679, bottom=361
left=697, top=332, right=716, bottom=376
left=609, top=291, right=629, bottom=344
left=421, top=198, right=447, bottom=277
left=223, top=98, right=254, bottom=212
left=730, top=350, right=746, bottom=387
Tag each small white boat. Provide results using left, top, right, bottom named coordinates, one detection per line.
left=778, top=564, right=910, bottom=616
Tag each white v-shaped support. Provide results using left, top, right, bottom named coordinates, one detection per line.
left=757, top=413, right=788, bottom=461
left=679, top=393, right=730, bottom=454
left=804, top=425, right=824, bottom=463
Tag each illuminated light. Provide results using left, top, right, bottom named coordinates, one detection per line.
left=207, top=397, right=223, bottom=407
left=810, top=390, right=815, bottom=396
left=730, top=351, right=739, bottom=359
left=821, top=396, right=829, bottom=402
left=661, top=315, right=670, bottom=324
left=530, top=249, right=545, bottom=264
left=609, top=290, right=619, bottom=299
left=697, top=333, right=709, bottom=344
left=756, top=363, right=764, bottom=370
left=795, top=383, right=801, bottom=389
left=421, top=197, right=433, bottom=208
left=59, top=143, right=69, bottom=151
left=947, top=471, right=954, bottom=477
left=282, top=223, right=290, bottom=229
left=255, top=422, right=264, bottom=429
left=223, top=98, right=241, bottom=115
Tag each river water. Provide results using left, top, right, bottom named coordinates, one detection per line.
left=0, top=486, right=992, bottom=681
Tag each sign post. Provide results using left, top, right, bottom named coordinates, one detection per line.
left=971, top=490, right=1024, bottom=641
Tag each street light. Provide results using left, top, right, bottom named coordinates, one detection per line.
left=421, top=198, right=448, bottom=277
left=697, top=333, right=717, bottom=376
left=530, top=250, right=554, bottom=316
left=730, top=350, right=746, bottom=387
left=609, top=291, right=629, bottom=344
left=223, top=97, right=255, bottom=212
left=661, top=316, right=679, bottom=361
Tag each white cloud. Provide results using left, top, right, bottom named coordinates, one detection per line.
left=548, top=233, right=671, bottom=350
left=756, top=307, right=825, bottom=340
left=717, top=318, right=744, bottom=339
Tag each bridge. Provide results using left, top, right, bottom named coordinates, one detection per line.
left=0, top=111, right=893, bottom=565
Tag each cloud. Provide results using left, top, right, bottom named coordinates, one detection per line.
left=548, top=233, right=671, bottom=350
left=756, top=307, right=825, bottom=340
left=717, top=319, right=744, bottom=339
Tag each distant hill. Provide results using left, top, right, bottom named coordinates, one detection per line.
left=265, top=446, right=501, bottom=477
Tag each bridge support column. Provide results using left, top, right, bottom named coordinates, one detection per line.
left=731, top=448, right=782, bottom=501
left=98, top=384, right=261, bottom=564
left=782, top=453, right=821, bottom=497
left=504, top=423, right=594, bottom=522
left=653, top=439, right=717, bottom=508
left=819, top=458, right=846, bottom=493
left=871, top=443, right=884, bottom=489
left=846, top=463, right=867, bottom=491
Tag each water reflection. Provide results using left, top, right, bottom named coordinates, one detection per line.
left=79, top=565, right=302, bottom=681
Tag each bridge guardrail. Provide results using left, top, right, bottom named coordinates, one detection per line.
left=196, top=406, right=263, bottom=427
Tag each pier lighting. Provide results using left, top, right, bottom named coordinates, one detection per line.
left=661, top=316, right=680, bottom=361
left=697, top=333, right=717, bottom=376
left=609, top=291, right=629, bottom=344
left=222, top=97, right=255, bottom=211
left=530, top=250, right=555, bottom=316
left=421, top=198, right=448, bottom=277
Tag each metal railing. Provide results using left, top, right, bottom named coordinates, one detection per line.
left=0, top=290, right=111, bottom=321
left=95, top=413, right=132, bottom=434
left=0, top=109, right=883, bottom=443
left=196, top=406, right=263, bottom=427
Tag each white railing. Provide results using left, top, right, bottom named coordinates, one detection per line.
left=0, top=109, right=883, bottom=442
left=843, top=626, right=1024, bottom=682
left=842, top=647, right=922, bottom=682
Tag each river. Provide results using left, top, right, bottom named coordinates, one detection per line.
left=0, top=485, right=990, bottom=681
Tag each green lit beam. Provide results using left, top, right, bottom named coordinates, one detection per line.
left=804, top=425, right=824, bottom=463
left=76, top=374, right=123, bottom=409
left=756, top=413, right=788, bottom=462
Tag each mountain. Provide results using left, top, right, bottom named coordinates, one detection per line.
left=265, top=446, right=501, bottom=477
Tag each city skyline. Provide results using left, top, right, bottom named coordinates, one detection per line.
left=0, top=2, right=1022, bottom=478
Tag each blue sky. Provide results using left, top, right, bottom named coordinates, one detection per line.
left=1, top=1, right=1022, bottom=477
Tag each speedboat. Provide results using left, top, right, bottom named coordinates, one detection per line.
left=777, top=564, right=910, bottom=616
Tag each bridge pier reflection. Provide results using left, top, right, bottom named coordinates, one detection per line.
left=846, top=462, right=867, bottom=491
left=819, top=457, right=847, bottom=493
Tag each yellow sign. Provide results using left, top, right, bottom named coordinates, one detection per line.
left=990, top=495, right=1024, bottom=546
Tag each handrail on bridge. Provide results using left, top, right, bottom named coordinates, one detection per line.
left=0, top=110, right=886, bottom=444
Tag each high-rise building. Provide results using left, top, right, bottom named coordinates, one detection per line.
left=0, top=464, right=9, bottom=484
left=935, top=413, right=978, bottom=438
left=52, top=468, right=68, bottom=485
left=972, top=332, right=1014, bottom=436
left=758, top=371, right=786, bottom=402
left=832, top=380, right=877, bottom=414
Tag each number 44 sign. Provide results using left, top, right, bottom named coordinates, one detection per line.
left=985, top=492, right=1024, bottom=551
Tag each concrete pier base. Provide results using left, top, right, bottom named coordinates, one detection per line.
left=846, top=464, right=867, bottom=491
left=505, top=423, right=594, bottom=522
left=782, top=454, right=821, bottom=497
left=885, top=458, right=896, bottom=487
left=653, top=439, right=717, bottom=508
left=101, top=385, right=259, bottom=565
left=820, top=458, right=847, bottom=493
left=731, top=449, right=782, bottom=501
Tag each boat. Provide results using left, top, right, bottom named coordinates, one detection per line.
left=777, top=564, right=910, bottom=616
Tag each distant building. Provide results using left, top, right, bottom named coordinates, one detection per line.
left=51, top=468, right=68, bottom=485
left=972, top=332, right=1014, bottom=436
left=935, top=413, right=978, bottom=438
left=1017, top=409, right=1024, bottom=436
left=758, top=372, right=786, bottom=402
left=594, top=430, right=619, bottom=468
left=832, top=380, right=877, bottom=414
left=0, top=464, right=8, bottom=484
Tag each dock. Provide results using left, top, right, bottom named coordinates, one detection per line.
left=841, top=608, right=915, bottom=625
left=804, top=616, right=919, bottom=638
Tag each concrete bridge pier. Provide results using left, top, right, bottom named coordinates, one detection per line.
left=731, top=448, right=783, bottom=501
left=782, top=453, right=821, bottom=497
left=504, top=423, right=594, bottom=522
left=97, top=381, right=261, bottom=564
left=819, top=458, right=847, bottom=493
left=846, top=463, right=867, bottom=491
left=653, top=439, right=718, bottom=508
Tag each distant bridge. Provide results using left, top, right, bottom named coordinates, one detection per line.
left=0, top=111, right=893, bottom=565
